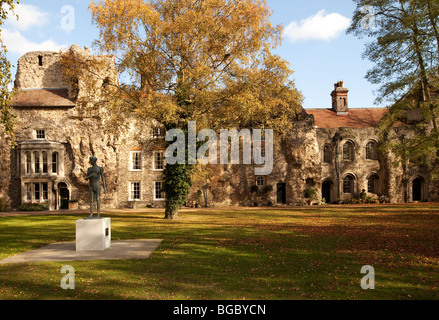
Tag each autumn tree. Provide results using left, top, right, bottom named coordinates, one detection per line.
left=88, top=0, right=303, bottom=219
left=0, top=0, right=18, bottom=138
left=348, top=0, right=439, bottom=187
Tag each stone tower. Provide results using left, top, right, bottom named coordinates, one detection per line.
left=331, top=81, right=349, bottom=114
left=14, top=51, right=68, bottom=89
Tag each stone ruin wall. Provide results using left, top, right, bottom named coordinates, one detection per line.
left=3, top=44, right=436, bottom=211
left=14, top=51, right=68, bottom=89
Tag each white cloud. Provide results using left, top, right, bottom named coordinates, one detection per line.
left=2, top=4, right=66, bottom=56
left=284, top=10, right=351, bottom=43
left=5, top=3, right=50, bottom=30
left=3, top=29, right=66, bottom=56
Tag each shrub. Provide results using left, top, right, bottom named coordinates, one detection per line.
left=19, top=202, right=48, bottom=212
left=360, top=189, right=367, bottom=201
left=304, top=187, right=317, bottom=200
left=379, top=195, right=390, bottom=203
left=263, top=185, right=273, bottom=193
left=250, top=185, right=259, bottom=193
left=344, top=198, right=358, bottom=204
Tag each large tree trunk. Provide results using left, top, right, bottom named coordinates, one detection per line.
left=165, top=206, right=179, bottom=220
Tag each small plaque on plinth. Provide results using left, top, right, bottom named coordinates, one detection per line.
left=76, top=218, right=111, bottom=251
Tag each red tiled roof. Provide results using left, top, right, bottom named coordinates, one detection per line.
left=306, top=108, right=388, bottom=129
left=12, top=89, right=76, bottom=108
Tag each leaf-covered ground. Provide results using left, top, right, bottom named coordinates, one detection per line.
left=0, top=204, right=438, bottom=300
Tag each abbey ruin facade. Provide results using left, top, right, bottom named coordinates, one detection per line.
left=0, top=45, right=435, bottom=211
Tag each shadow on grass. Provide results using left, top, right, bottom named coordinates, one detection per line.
left=1, top=206, right=439, bottom=299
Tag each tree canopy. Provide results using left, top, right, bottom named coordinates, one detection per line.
left=86, top=0, right=304, bottom=218
left=348, top=0, right=439, bottom=181
left=88, top=0, right=303, bottom=131
left=0, top=0, right=18, bottom=138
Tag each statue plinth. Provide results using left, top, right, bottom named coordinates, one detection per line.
left=76, top=218, right=111, bottom=251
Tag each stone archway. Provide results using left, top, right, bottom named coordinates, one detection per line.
left=322, top=179, right=334, bottom=204
left=58, top=182, right=70, bottom=210
left=276, top=183, right=287, bottom=204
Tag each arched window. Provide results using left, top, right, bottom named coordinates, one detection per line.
left=343, top=141, right=354, bottom=161
left=366, top=141, right=378, bottom=160
left=33, top=152, right=40, bottom=174
left=343, top=174, right=355, bottom=194
left=25, top=152, right=31, bottom=175
left=323, top=145, right=332, bottom=163
left=52, top=152, right=58, bottom=174
left=367, top=174, right=380, bottom=194
left=42, top=152, right=48, bottom=174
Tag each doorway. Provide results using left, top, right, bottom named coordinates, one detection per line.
left=412, top=177, right=425, bottom=202
left=59, top=182, right=70, bottom=210
left=322, top=180, right=333, bottom=204
left=277, top=183, right=286, bottom=204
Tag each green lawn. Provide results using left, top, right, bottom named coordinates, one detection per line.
left=0, top=205, right=438, bottom=300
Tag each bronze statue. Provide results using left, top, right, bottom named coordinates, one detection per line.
left=85, top=156, right=107, bottom=219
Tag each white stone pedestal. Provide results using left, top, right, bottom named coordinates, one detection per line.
left=76, top=218, right=111, bottom=251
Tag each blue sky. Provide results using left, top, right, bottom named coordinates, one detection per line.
left=3, top=0, right=381, bottom=109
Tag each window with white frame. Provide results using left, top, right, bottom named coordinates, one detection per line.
left=33, top=183, right=40, bottom=201
left=130, top=151, right=142, bottom=171
left=25, top=152, right=31, bottom=175
left=129, top=182, right=141, bottom=201
left=52, top=152, right=58, bottom=174
left=25, top=183, right=32, bottom=201
left=42, top=152, right=48, bottom=174
left=256, top=176, right=265, bottom=187
left=25, top=182, right=49, bottom=203
left=42, top=183, right=48, bottom=201
left=153, top=127, right=165, bottom=138
left=154, top=181, right=165, bottom=200
left=153, top=151, right=165, bottom=171
left=34, top=152, right=40, bottom=174
left=36, top=130, right=45, bottom=140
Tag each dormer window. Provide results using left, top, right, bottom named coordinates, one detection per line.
left=36, top=130, right=46, bottom=140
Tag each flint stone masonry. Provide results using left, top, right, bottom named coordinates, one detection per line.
left=0, top=45, right=436, bottom=211
left=15, top=51, right=68, bottom=89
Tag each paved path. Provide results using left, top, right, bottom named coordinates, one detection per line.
left=0, top=239, right=163, bottom=264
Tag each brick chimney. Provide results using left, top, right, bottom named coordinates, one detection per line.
left=331, top=81, right=349, bottom=114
